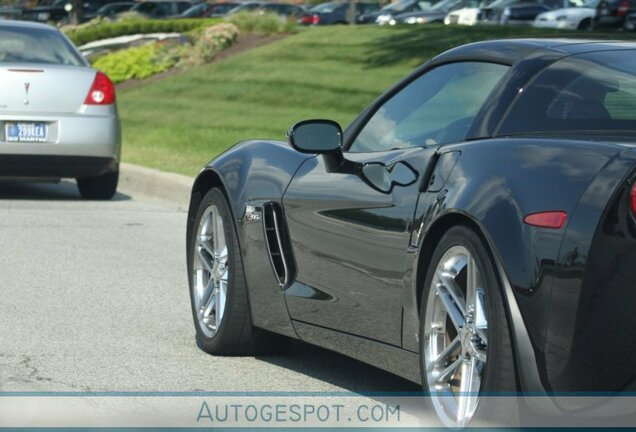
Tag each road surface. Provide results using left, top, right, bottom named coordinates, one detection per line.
left=0, top=180, right=418, bottom=394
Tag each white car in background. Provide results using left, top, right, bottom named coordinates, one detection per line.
left=533, top=0, right=597, bottom=28
left=444, top=6, right=481, bottom=24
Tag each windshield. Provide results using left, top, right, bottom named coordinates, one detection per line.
left=0, top=25, right=84, bottom=66
left=310, top=2, right=345, bottom=12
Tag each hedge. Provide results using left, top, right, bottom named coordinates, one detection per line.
left=64, top=18, right=220, bottom=46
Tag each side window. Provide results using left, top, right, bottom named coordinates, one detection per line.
left=348, top=62, right=509, bottom=153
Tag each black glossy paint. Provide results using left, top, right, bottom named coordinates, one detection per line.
left=188, top=39, right=636, bottom=409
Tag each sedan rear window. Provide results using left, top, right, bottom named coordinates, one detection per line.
left=498, top=50, right=636, bottom=138
left=0, top=26, right=84, bottom=66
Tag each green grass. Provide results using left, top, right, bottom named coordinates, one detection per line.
left=118, top=25, right=633, bottom=176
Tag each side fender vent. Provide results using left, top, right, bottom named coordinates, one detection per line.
left=262, top=202, right=296, bottom=288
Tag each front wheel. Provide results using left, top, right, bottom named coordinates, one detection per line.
left=188, top=188, right=286, bottom=355
left=420, top=225, right=517, bottom=427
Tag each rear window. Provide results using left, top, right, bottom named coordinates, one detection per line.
left=498, top=50, right=636, bottom=138
left=0, top=25, right=84, bottom=66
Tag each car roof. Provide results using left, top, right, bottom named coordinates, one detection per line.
left=0, top=19, right=58, bottom=31
left=433, top=38, right=636, bottom=66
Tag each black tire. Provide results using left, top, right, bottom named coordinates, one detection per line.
left=419, top=225, right=517, bottom=426
left=578, top=18, right=591, bottom=30
left=188, top=188, right=287, bottom=355
left=76, top=171, right=118, bottom=200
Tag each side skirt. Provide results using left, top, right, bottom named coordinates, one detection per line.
left=293, top=320, right=422, bottom=385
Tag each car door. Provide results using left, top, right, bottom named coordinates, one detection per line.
left=282, top=61, right=510, bottom=346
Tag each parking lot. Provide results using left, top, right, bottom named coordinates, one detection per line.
left=0, top=182, right=418, bottom=394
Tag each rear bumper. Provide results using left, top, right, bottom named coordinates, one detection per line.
left=0, top=112, right=121, bottom=159
left=0, top=155, right=118, bottom=179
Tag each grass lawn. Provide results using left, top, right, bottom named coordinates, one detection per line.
left=118, top=25, right=631, bottom=176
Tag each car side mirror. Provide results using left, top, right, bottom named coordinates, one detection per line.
left=287, top=119, right=343, bottom=154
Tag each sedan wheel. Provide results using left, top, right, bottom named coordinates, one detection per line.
left=420, top=226, right=516, bottom=427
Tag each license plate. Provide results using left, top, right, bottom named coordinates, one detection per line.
left=601, top=8, right=609, bottom=14
left=5, top=122, right=47, bottom=142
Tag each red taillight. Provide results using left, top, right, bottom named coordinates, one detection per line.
left=523, top=211, right=567, bottom=229
left=84, top=71, right=115, bottom=105
left=630, top=183, right=636, bottom=214
left=300, top=15, right=312, bottom=23
left=617, top=0, right=630, bottom=16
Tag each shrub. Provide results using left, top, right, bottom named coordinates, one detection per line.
left=226, top=11, right=297, bottom=34
left=177, top=22, right=239, bottom=67
left=92, top=43, right=177, bottom=83
left=92, top=22, right=239, bottom=81
left=64, top=18, right=220, bottom=46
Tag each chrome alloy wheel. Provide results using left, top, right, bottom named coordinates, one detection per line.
left=424, top=245, right=488, bottom=427
left=193, top=205, right=229, bottom=338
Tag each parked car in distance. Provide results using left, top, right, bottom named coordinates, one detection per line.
left=0, top=20, right=120, bottom=199
left=20, top=0, right=115, bottom=23
left=180, top=1, right=239, bottom=17
left=129, top=0, right=194, bottom=18
left=188, top=37, right=636, bottom=428
left=594, top=0, right=634, bottom=28
left=359, top=0, right=435, bottom=23
left=227, top=1, right=305, bottom=18
left=83, top=1, right=136, bottom=20
left=533, top=0, right=597, bottom=28
left=394, top=0, right=479, bottom=24
left=299, top=1, right=380, bottom=25
left=446, top=0, right=570, bottom=25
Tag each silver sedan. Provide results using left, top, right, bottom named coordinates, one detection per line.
left=0, top=20, right=121, bottom=199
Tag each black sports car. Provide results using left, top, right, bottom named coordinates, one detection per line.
left=187, top=39, right=636, bottom=426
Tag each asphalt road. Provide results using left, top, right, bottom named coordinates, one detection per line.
left=0, top=180, right=418, bottom=394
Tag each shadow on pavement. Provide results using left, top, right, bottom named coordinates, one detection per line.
left=258, top=339, right=421, bottom=393
left=0, top=180, right=131, bottom=201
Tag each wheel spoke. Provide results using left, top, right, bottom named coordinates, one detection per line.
left=434, top=336, right=461, bottom=367
left=457, top=358, right=481, bottom=426
left=437, top=284, right=465, bottom=330
left=435, top=356, right=462, bottom=385
left=213, top=209, right=226, bottom=256
left=196, top=246, right=214, bottom=274
left=466, top=255, right=479, bottom=311
left=199, top=237, right=216, bottom=258
left=436, top=271, right=466, bottom=316
left=201, top=279, right=216, bottom=317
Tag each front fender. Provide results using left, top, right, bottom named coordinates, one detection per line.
left=188, top=140, right=311, bottom=338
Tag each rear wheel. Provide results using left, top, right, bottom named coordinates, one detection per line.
left=76, top=171, right=118, bottom=200
left=420, top=225, right=517, bottom=427
left=188, top=188, right=286, bottom=355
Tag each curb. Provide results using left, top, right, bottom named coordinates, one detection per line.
left=118, top=162, right=193, bottom=208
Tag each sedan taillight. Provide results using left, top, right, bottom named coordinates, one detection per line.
left=84, top=71, right=116, bottom=105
